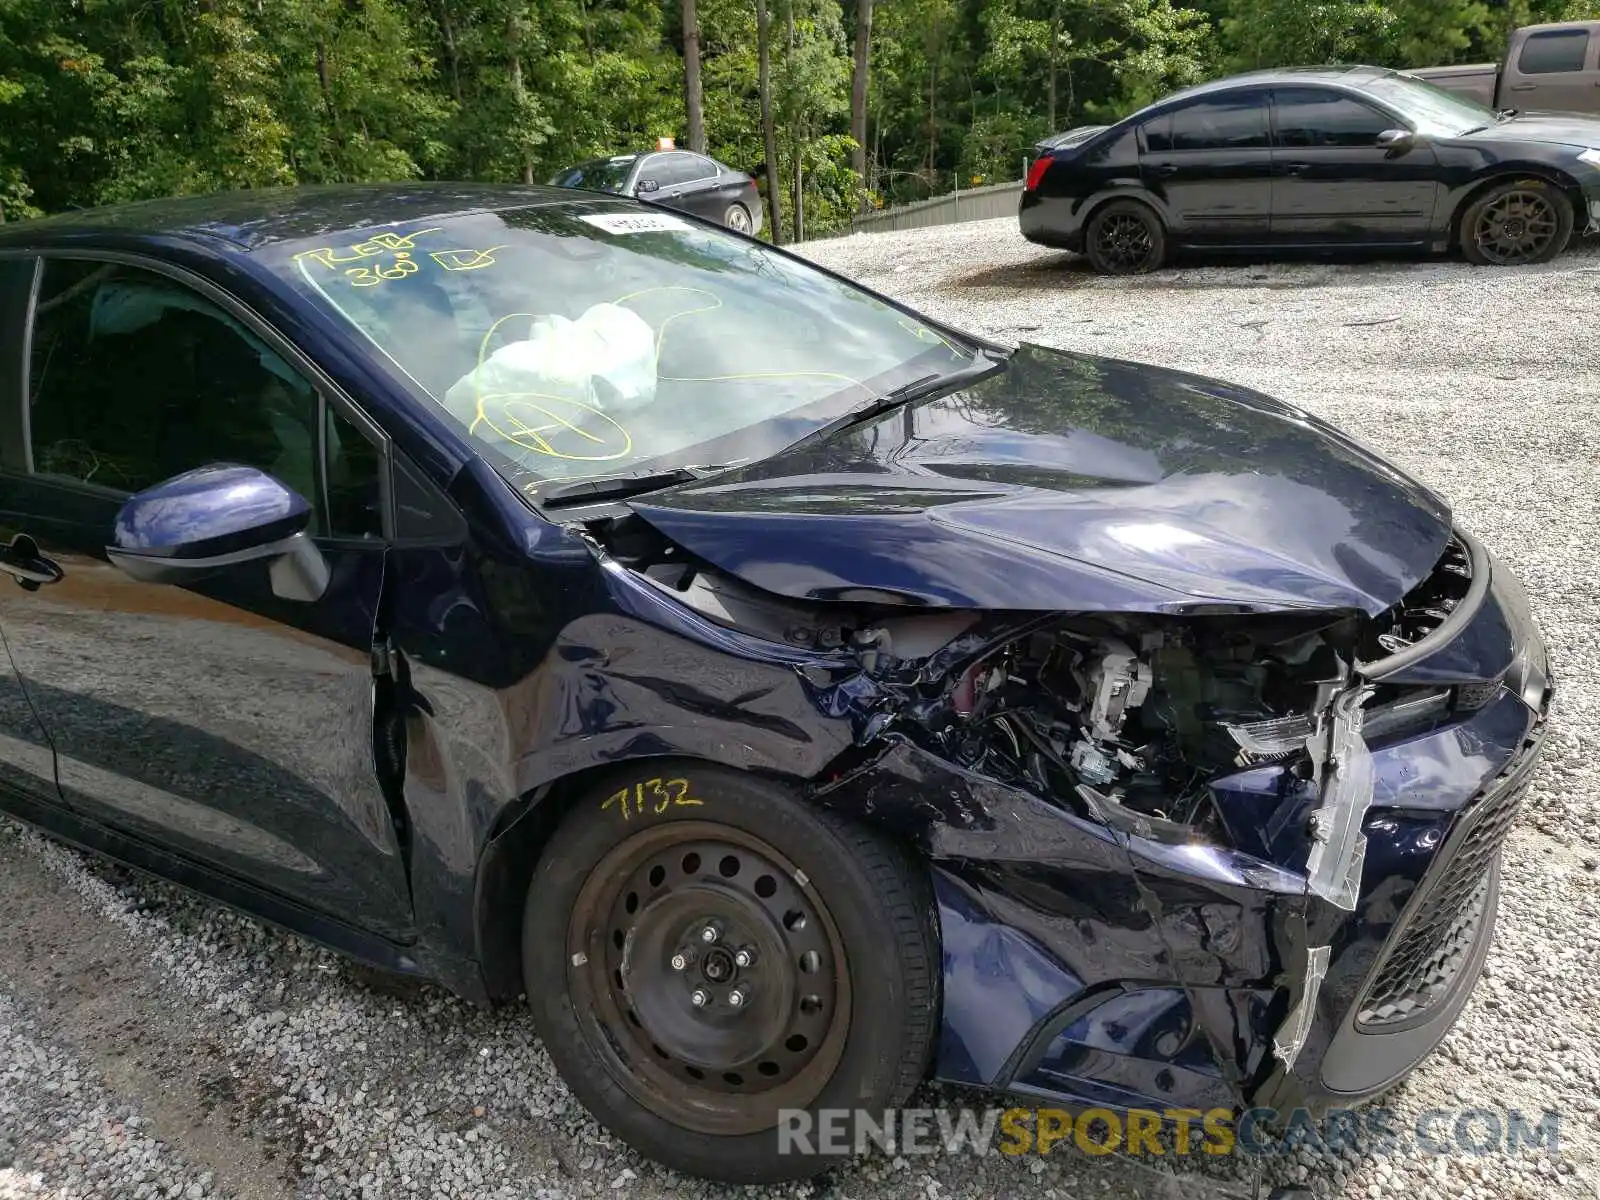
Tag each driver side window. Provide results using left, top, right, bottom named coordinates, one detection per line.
left=1272, top=88, right=1395, bottom=149
left=27, top=259, right=383, bottom=539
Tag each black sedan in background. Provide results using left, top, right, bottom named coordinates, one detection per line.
left=1021, top=65, right=1600, bottom=273
left=552, top=148, right=764, bottom=234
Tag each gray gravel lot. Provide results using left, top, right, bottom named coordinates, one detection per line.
left=4, top=220, right=1600, bottom=1199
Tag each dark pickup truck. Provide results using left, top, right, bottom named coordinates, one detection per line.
left=1410, top=20, right=1600, bottom=114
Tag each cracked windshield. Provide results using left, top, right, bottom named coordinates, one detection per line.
left=263, top=205, right=974, bottom=492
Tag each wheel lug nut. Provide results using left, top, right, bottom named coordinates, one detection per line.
left=733, top=949, right=755, bottom=968
left=699, top=924, right=720, bottom=944
left=670, top=953, right=688, bottom=971
left=690, top=988, right=709, bottom=1008
left=727, top=988, right=746, bottom=1008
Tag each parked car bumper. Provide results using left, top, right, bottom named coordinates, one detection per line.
left=1018, top=190, right=1085, bottom=251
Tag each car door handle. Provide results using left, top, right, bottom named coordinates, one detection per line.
left=1509, top=83, right=1537, bottom=91
left=1150, top=164, right=1178, bottom=177
left=1280, top=162, right=1312, bottom=176
left=0, top=535, right=63, bottom=589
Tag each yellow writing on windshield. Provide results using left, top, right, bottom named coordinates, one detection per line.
left=432, top=246, right=507, bottom=272
left=345, top=256, right=419, bottom=287
left=293, top=227, right=444, bottom=270
left=293, top=228, right=446, bottom=288
left=474, top=392, right=634, bottom=462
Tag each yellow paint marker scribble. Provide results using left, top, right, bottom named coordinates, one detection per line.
left=601, top=778, right=705, bottom=821
left=431, top=246, right=507, bottom=272
left=474, top=392, right=634, bottom=463
left=345, top=254, right=420, bottom=288
left=293, top=227, right=444, bottom=271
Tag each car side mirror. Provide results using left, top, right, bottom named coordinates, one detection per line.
left=636, top=177, right=660, bottom=193
left=1376, top=129, right=1415, bottom=154
left=106, top=464, right=330, bottom=603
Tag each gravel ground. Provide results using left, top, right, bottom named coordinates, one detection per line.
left=4, top=221, right=1600, bottom=1199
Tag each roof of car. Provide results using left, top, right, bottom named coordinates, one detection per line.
left=1153, top=64, right=1395, bottom=106
left=0, top=182, right=590, bottom=253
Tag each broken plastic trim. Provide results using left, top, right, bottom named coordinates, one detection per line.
left=1273, top=944, right=1330, bottom=1067
left=1226, top=713, right=1312, bottom=763
left=1303, top=682, right=1377, bottom=911
left=1358, top=529, right=1490, bottom=680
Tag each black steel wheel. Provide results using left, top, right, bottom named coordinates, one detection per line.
left=521, top=764, right=939, bottom=1184
left=570, top=822, right=851, bottom=1134
left=1461, top=180, right=1572, bottom=267
left=1084, top=199, right=1167, bottom=275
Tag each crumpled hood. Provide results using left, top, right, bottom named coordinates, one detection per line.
left=628, top=345, right=1452, bottom=615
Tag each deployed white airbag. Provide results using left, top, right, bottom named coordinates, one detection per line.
left=443, top=302, right=658, bottom=433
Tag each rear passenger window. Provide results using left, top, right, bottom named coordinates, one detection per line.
left=1518, top=29, right=1588, bottom=74
left=1273, top=88, right=1394, bottom=148
left=1156, top=94, right=1269, bottom=152
left=27, top=259, right=384, bottom=539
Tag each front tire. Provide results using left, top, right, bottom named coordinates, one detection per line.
left=1460, top=179, right=1572, bottom=266
left=1084, top=199, right=1168, bottom=275
left=522, top=764, right=939, bottom=1184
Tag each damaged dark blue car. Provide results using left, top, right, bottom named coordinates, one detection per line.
left=0, top=184, right=1552, bottom=1184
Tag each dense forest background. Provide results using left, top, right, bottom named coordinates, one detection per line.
left=2, top=0, right=1597, bottom=240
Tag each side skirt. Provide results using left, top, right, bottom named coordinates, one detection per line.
left=0, top=781, right=490, bottom=1005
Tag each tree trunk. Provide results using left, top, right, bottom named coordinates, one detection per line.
left=316, top=41, right=344, bottom=176
left=1047, top=4, right=1058, bottom=132
left=506, top=15, right=532, bottom=184
left=787, top=1, right=802, bottom=242
left=757, top=0, right=784, bottom=243
left=577, top=0, right=595, bottom=63
left=430, top=0, right=463, bottom=104
left=794, top=145, right=804, bottom=241
left=850, top=0, right=873, bottom=209
left=682, top=0, right=705, bottom=152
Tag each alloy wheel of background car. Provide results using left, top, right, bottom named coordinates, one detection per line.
left=1084, top=200, right=1167, bottom=275
left=724, top=203, right=753, bottom=233
left=521, top=764, right=939, bottom=1183
left=1461, top=180, right=1572, bottom=267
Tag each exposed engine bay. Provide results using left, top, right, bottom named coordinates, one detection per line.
left=598, top=512, right=1390, bottom=851
left=934, top=616, right=1351, bottom=837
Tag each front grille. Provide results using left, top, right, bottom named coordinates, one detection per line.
left=1355, top=735, right=1537, bottom=1029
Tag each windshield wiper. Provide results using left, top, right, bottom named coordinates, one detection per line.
left=827, top=352, right=1004, bottom=435
left=537, top=465, right=728, bottom=508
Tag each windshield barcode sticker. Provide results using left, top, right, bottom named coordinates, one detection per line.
left=579, top=212, right=691, bottom=235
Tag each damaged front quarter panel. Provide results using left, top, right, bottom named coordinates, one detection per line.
left=814, top=583, right=1478, bottom=1118
left=589, top=509, right=1536, bottom=1125
left=805, top=603, right=1373, bottom=1101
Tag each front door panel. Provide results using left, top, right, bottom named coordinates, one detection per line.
left=1269, top=88, right=1440, bottom=244
left=3, top=255, right=413, bottom=939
